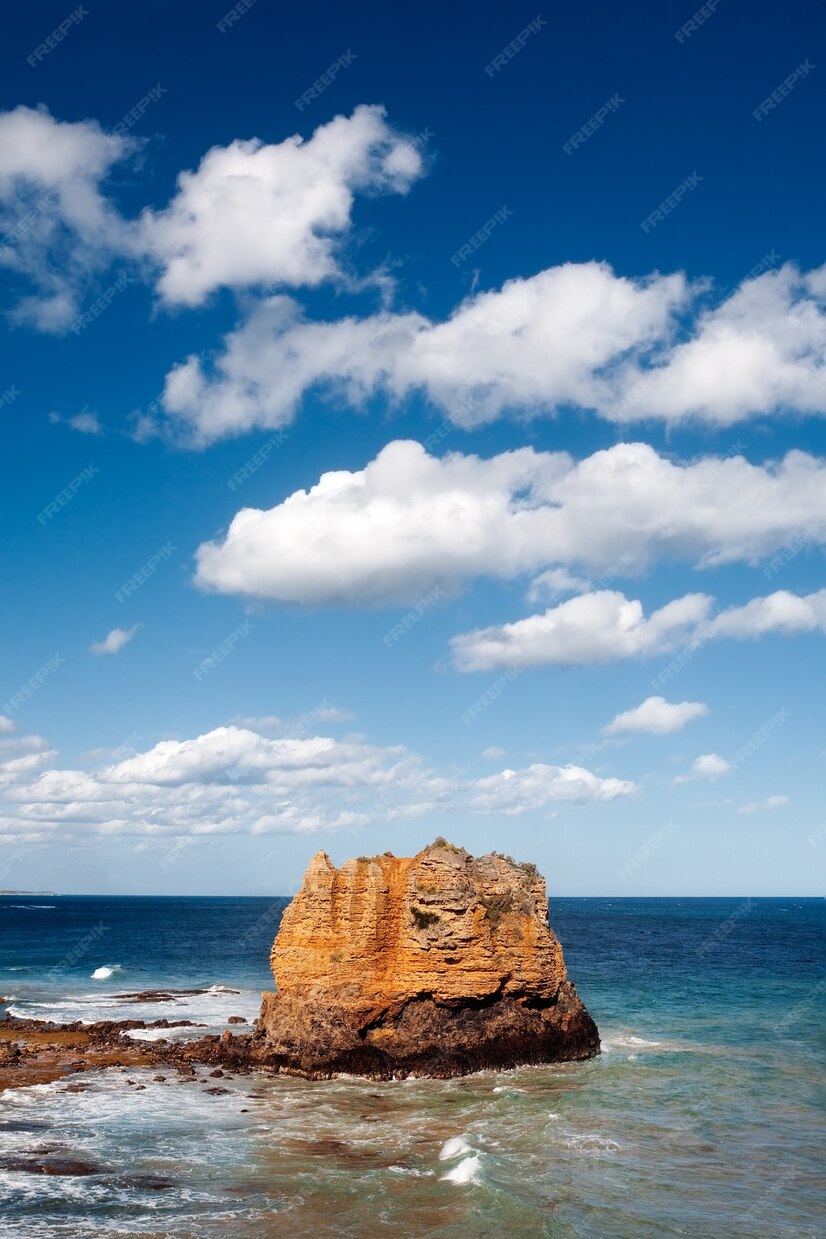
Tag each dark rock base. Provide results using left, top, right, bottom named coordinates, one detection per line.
left=250, top=981, right=599, bottom=1080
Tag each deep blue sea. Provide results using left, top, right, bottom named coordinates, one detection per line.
left=0, top=895, right=823, bottom=1238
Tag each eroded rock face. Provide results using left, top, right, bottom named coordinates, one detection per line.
left=252, top=841, right=599, bottom=1079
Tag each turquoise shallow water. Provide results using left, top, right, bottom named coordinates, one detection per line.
left=0, top=896, right=823, bottom=1237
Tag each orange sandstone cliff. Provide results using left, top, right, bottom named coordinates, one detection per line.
left=251, top=840, right=599, bottom=1078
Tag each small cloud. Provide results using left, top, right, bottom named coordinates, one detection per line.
left=306, top=705, right=354, bottom=723
left=738, top=795, right=789, bottom=815
left=129, top=412, right=160, bottom=443
left=68, top=410, right=103, bottom=435
left=604, top=695, right=708, bottom=737
left=49, top=409, right=103, bottom=435
left=482, top=746, right=506, bottom=761
left=0, top=715, right=15, bottom=733
left=527, top=567, right=591, bottom=603
left=676, top=753, right=731, bottom=783
left=236, top=715, right=283, bottom=731
left=90, top=624, right=141, bottom=656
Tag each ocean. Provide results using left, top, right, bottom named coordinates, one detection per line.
left=0, top=895, right=823, bottom=1238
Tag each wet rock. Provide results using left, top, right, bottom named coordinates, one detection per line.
left=0, top=1155, right=104, bottom=1176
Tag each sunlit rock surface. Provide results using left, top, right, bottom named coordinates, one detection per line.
left=253, top=841, right=599, bottom=1079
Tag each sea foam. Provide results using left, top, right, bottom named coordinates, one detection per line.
left=440, top=1153, right=484, bottom=1184
left=439, top=1134, right=472, bottom=1160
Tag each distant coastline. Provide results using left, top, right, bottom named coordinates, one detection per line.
left=0, top=891, right=57, bottom=896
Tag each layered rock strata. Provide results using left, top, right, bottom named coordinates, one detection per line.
left=252, top=840, right=599, bottom=1079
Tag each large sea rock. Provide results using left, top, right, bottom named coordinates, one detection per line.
left=252, top=841, right=599, bottom=1079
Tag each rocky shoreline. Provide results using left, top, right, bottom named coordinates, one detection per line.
left=0, top=1010, right=254, bottom=1092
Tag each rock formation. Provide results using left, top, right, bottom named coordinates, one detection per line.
left=252, top=840, right=599, bottom=1079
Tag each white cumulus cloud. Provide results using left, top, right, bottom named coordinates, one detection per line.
left=140, top=104, right=423, bottom=308
left=453, top=591, right=712, bottom=672
left=0, top=104, right=422, bottom=334
left=193, top=440, right=826, bottom=606
left=470, top=763, right=637, bottom=815
left=157, top=263, right=690, bottom=443
left=0, top=722, right=633, bottom=840
left=699, top=589, right=826, bottom=639
left=155, top=260, right=826, bottom=444
left=452, top=586, right=826, bottom=672
left=604, top=696, right=709, bottom=736
left=613, top=263, right=826, bottom=425
left=682, top=753, right=731, bottom=782
left=0, top=105, right=135, bottom=331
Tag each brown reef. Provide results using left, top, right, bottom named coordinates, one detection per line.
left=251, top=840, right=599, bottom=1079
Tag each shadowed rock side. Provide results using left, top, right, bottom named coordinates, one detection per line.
left=251, top=841, right=599, bottom=1079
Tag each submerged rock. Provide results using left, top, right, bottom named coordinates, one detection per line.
left=252, top=840, right=599, bottom=1079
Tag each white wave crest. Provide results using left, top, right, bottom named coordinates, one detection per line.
left=91, top=965, right=123, bottom=980
left=440, top=1153, right=484, bottom=1184
left=439, top=1134, right=472, bottom=1161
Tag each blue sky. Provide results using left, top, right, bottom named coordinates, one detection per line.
left=1, top=0, right=824, bottom=895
